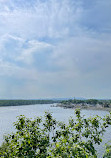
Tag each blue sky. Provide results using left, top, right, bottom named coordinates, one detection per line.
left=0, top=0, right=111, bottom=99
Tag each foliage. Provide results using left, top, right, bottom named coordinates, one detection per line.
left=103, top=142, right=111, bottom=158
left=0, top=109, right=111, bottom=158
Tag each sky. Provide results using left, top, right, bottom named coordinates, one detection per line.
left=0, top=0, right=111, bottom=99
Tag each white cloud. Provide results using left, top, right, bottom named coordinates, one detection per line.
left=16, top=40, right=53, bottom=64
left=0, top=34, right=53, bottom=65
left=0, top=59, right=38, bottom=80
left=52, top=34, right=111, bottom=74
left=0, top=0, right=82, bottom=39
left=0, top=32, right=111, bottom=98
left=0, top=0, right=111, bottom=99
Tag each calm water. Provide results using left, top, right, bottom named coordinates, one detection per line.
left=0, top=104, right=110, bottom=157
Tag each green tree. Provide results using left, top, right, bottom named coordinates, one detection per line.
left=0, top=109, right=111, bottom=158
left=103, top=142, right=111, bottom=158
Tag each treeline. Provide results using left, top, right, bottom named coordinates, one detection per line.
left=0, top=99, right=111, bottom=107
left=0, top=99, right=57, bottom=107
left=61, top=99, right=111, bottom=107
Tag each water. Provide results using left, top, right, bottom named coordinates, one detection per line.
left=0, top=104, right=110, bottom=157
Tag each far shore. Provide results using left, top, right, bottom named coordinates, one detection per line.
left=53, top=103, right=111, bottom=111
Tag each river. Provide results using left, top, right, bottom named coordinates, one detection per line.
left=0, top=104, right=110, bottom=157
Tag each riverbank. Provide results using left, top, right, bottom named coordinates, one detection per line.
left=0, top=99, right=58, bottom=107
left=54, top=103, right=111, bottom=111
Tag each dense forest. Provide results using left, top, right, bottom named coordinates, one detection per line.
left=0, top=99, right=57, bottom=107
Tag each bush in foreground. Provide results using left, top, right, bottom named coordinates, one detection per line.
left=0, top=109, right=111, bottom=158
left=103, top=143, right=111, bottom=158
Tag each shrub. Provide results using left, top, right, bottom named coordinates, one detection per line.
left=103, top=142, right=111, bottom=158
left=0, top=109, right=111, bottom=158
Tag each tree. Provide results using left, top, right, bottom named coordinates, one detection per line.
left=0, top=109, right=111, bottom=158
left=103, top=143, right=111, bottom=158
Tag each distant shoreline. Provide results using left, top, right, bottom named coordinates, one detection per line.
left=0, top=100, right=57, bottom=107
left=1, top=99, right=111, bottom=111
left=54, top=103, right=111, bottom=111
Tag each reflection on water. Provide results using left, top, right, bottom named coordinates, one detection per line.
left=0, top=104, right=110, bottom=157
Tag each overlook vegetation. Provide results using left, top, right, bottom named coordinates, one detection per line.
left=0, top=109, right=111, bottom=158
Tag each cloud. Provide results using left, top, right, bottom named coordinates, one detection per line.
left=0, top=0, right=83, bottom=39
left=0, top=33, right=53, bottom=65
left=0, top=0, right=111, bottom=99
left=0, top=0, right=111, bottom=39
left=78, top=0, right=111, bottom=33
left=17, top=40, right=53, bottom=64
left=0, top=58, right=38, bottom=80
left=52, top=34, right=111, bottom=74
left=0, top=32, right=111, bottom=99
